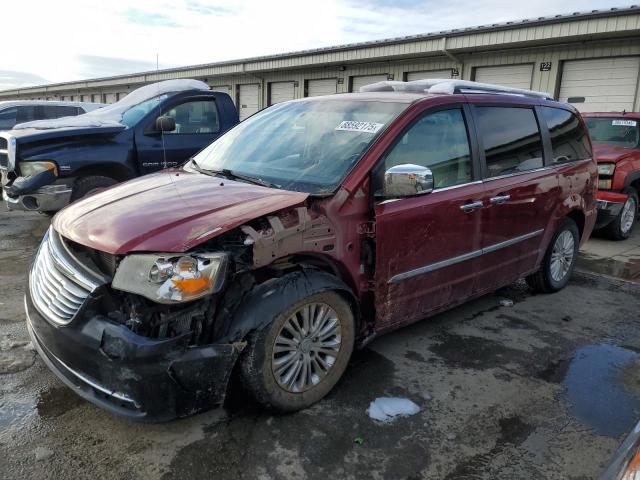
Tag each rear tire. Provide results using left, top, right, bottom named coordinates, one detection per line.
left=603, top=188, right=638, bottom=241
left=239, top=289, right=355, bottom=412
left=526, top=217, right=579, bottom=293
left=71, top=175, right=117, bottom=201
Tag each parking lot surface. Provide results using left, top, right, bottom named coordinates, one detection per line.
left=1, top=209, right=639, bottom=479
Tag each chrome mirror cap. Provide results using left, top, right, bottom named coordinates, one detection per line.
left=383, top=164, right=434, bottom=197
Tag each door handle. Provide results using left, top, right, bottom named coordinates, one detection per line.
left=460, top=200, right=484, bottom=212
left=489, top=194, right=511, bottom=205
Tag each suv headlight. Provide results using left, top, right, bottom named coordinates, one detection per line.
left=112, top=252, right=228, bottom=304
left=598, top=163, right=616, bottom=176
left=18, top=161, right=58, bottom=177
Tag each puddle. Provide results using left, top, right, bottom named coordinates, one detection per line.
left=563, top=344, right=640, bottom=437
left=37, top=387, right=86, bottom=419
left=577, top=255, right=640, bottom=283
left=0, top=394, right=36, bottom=443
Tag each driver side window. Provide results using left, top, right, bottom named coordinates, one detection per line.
left=380, top=109, right=472, bottom=190
left=164, top=100, right=220, bottom=134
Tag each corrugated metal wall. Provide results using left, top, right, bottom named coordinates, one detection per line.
left=7, top=10, right=640, bottom=111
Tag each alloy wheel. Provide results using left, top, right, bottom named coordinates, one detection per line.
left=620, top=196, right=637, bottom=234
left=550, top=230, right=575, bottom=282
left=271, top=302, right=342, bottom=393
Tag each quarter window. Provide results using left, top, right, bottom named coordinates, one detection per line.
left=542, top=107, right=592, bottom=162
left=476, top=107, right=544, bottom=177
left=380, top=109, right=472, bottom=189
left=164, top=100, right=220, bottom=134
left=0, top=107, right=17, bottom=130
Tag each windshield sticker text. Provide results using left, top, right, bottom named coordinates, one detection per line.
left=335, top=121, right=384, bottom=134
left=612, top=120, right=637, bottom=127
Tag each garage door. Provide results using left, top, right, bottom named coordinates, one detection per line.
left=269, top=81, right=296, bottom=106
left=238, top=84, right=260, bottom=121
left=307, top=78, right=337, bottom=97
left=406, top=70, right=452, bottom=81
left=105, top=93, right=118, bottom=104
left=351, top=74, right=388, bottom=92
left=474, top=64, right=533, bottom=89
left=559, top=57, right=640, bottom=112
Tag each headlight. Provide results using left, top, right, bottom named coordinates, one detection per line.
left=18, top=161, right=58, bottom=177
left=598, top=163, right=616, bottom=176
left=112, top=252, right=228, bottom=304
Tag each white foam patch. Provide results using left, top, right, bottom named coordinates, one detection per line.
left=367, top=397, right=420, bottom=423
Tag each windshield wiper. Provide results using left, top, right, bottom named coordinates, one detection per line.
left=189, top=161, right=278, bottom=189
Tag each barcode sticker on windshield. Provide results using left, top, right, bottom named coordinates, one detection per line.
left=612, top=120, right=637, bottom=127
left=335, top=121, right=384, bottom=134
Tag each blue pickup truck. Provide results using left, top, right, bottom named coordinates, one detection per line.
left=0, top=79, right=239, bottom=213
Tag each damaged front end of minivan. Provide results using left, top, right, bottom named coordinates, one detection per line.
left=25, top=184, right=356, bottom=421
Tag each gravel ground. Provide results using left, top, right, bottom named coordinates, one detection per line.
left=1, top=209, right=639, bottom=479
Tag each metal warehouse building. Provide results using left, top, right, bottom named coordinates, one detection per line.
left=2, top=6, right=640, bottom=118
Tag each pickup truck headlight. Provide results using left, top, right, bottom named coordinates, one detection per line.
left=18, top=161, right=58, bottom=177
left=112, top=252, right=228, bottom=304
left=598, top=163, right=616, bottom=176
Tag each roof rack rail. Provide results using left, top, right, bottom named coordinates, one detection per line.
left=360, top=79, right=554, bottom=100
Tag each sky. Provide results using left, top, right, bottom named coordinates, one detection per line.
left=3, top=0, right=628, bottom=90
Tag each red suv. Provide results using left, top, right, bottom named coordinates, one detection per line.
left=583, top=113, right=640, bottom=239
left=25, top=80, right=597, bottom=421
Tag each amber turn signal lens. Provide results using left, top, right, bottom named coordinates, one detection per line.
left=171, top=276, right=212, bottom=295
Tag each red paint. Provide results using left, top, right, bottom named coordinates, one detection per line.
left=597, top=190, right=628, bottom=203
left=53, top=170, right=308, bottom=254
left=54, top=92, right=596, bottom=336
left=583, top=113, right=640, bottom=192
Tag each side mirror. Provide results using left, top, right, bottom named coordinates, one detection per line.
left=383, top=164, right=434, bottom=197
left=155, top=116, right=176, bottom=132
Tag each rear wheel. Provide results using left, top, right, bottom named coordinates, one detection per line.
left=604, top=188, right=638, bottom=241
left=71, top=175, right=117, bottom=201
left=240, top=289, right=355, bottom=412
left=526, top=217, right=579, bottom=293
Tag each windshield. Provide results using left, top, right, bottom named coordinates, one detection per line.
left=585, top=117, right=640, bottom=148
left=189, top=99, right=407, bottom=194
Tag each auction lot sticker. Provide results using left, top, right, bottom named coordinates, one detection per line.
left=335, top=121, right=384, bottom=133
left=612, top=120, right=637, bottom=127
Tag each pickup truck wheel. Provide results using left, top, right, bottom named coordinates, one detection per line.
left=526, top=217, right=579, bottom=293
left=604, top=188, right=638, bottom=241
left=239, top=290, right=355, bottom=412
left=71, top=175, right=117, bottom=201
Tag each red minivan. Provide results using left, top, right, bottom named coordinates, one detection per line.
left=25, top=80, right=597, bottom=420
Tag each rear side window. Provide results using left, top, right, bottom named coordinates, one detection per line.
left=475, top=107, right=544, bottom=178
left=41, top=105, right=80, bottom=119
left=0, top=107, right=17, bottom=129
left=380, top=109, right=472, bottom=189
left=541, top=107, right=591, bottom=162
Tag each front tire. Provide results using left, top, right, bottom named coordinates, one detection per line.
left=239, top=289, right=355, bottom=412
left=604, top=188, right=638, bottom=241
left=71, top=175, right=117, bottom=201
left=526, top=217, right=579, bottom=293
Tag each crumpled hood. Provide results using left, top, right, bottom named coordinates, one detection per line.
left=53, top=170, right=308, bottom=254
left=593, top=144, right=634, bottom=163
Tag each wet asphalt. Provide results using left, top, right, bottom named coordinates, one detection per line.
left=1, top=209, right=639, bottom=479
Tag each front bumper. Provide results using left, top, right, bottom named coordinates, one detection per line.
left=3, top=183, right=72, bottom=212
left=25, top=292, right=241, bottom=422
left=595, top=191, right=628, bottom=230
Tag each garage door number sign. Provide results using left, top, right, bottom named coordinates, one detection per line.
left=540, top=62, right=552, bottom=71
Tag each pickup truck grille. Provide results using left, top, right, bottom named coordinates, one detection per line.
left=29, top=228, right=103, bottom=325
left=0, top=137, right=7, bottom=169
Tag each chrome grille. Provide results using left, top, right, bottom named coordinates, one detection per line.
left=29, top=228, right=102, bottom=325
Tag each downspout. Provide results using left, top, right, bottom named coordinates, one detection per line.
left=440, top=36, right=463, bottom=79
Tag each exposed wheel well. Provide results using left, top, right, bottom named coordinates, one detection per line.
left=566, top=209, right=585, bottom=240
left=72, top=164, right=133, bottom=183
